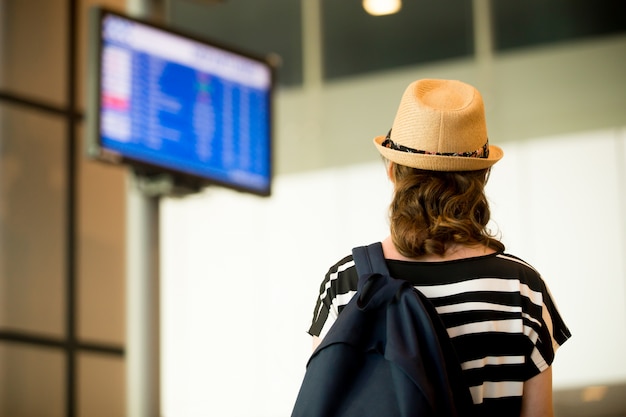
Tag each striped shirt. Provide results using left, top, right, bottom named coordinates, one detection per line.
left=308, top=251, right=571, bottom=417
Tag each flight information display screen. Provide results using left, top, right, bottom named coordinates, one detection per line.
left=87, top=7, right=274, bottom=196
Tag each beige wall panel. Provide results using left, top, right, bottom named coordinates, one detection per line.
left=0, top=0, right=66, bottom=105
left=77, top=124, right=127, bottom=344
left=0, top=104, right=66, bottom=336
left=0, top=344, right=65, bottom=417
left=78, top=353, right=125, bottom=417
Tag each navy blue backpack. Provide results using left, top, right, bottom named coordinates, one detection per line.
left=291, top=242, right=474, bottom=417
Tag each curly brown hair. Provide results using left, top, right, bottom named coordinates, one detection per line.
left=388, top=163, right=504, bottom=258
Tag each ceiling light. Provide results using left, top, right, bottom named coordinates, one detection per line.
left=363, top=0, right=402, bottom=16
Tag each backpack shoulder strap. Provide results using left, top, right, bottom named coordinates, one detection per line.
left=352, top=242, right=390, bottom=285
left=352, top=242, right=389, bottom=276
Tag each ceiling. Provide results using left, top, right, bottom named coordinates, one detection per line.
left=167, top=0, right=626, bottom=88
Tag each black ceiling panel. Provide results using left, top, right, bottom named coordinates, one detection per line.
left=321, top=0, right=475, bottom=81
left=492, top=0, right=626, bottom=51
left=169, top=0, right=303, bottom=87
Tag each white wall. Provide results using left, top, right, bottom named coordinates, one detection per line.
left=160, top=163, right=393, bottom=417
left=160, top=127, right=626, bottom=417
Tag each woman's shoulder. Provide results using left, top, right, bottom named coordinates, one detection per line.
left=493, top=252, right=542, bottom=274
left=490, top=252, right=552, bottom=291
left=325, top=253, right=355, bottom=274
left=321, top=253, right=359, bottom=292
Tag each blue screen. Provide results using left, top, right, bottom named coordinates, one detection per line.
left=97, top=13, right=272, bottom=195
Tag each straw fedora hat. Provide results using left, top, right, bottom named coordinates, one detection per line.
left=374, top=79, right=503, bottom=171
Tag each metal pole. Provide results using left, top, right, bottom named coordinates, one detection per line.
left=126, top=171, right=161, bottom=417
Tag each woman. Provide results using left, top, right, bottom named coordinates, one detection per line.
left=307, top=79, right=571, bottom=417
